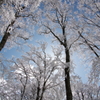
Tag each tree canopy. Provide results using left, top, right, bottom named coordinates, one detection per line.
left=0, top=0, right=100, bottom=100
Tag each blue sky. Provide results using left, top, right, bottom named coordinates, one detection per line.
left=72, top=52, right=88, bottom=83
left=1, top=32, right=88, bottom=83
left=0, top=0, right=89, bottom=84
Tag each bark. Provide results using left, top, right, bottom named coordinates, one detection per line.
left=0, top=32, right=10, bottom=51
left=0, top=20, right=15, bottom=51
left=64, top=49, right=72, bottom=100
left=63, top=26, right=72, bottom=100
left=36, top=82, right=40, bottom=100
left=44, top=16, right=73, bottom=100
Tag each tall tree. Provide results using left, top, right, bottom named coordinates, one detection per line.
left=0, top=0, right=100, bottom=100
left=38, top=0, right=79, bottom=99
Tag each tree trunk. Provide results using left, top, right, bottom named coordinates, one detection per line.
left=0, top=32, right=10, bottom=51
left=0, top=20, right=15, bottom=51
left=49, top=24, right=73, bottom=100
left=36, top=86, right=40, bottom=100
left=64, top=48, right=72, bottom=100
left=62, top=26, right=72, bottom=100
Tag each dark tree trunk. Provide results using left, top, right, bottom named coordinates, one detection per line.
left=0, top=20, right=15, bottom=51
left=0, top=32, right=10, bottom=51
left=48, top=24, right=73, bottom=100
left=64, top=49, right=72, bottom=100
left=36, top=87, right=40, bottom=100
left=63, top=26, right=72, bottom=100
left=36, top=81, right=41, bottom=100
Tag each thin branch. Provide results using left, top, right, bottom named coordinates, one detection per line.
left=78, top=31, right=99, bottom=58
left=82, top=15, right=100, bottom=28
left=55, top=9, right=63, bottom=27
left=43, top=24, right=65, bottom=46
left=69, top=34, right=81, bottom=50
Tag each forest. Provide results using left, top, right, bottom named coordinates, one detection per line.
left=0, top=0, right=100, bottom=100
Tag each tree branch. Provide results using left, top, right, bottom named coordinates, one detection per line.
left=78, top=31, right=99, bottom=58
left=43, top=24, right=65, bottom=46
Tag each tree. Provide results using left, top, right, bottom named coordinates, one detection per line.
left=0, top=0, right=100, bottom=100
left=0, top=0, right=42, bottom=51
left=73, top=0, right=100, bottom=87
left=71, top=74, right=100, bottom=100
left=74, top=0, right=100, bottom=58
left=78, top=0, right=100, bottom=76
left=0, top=42, right=64, bottom=100
left=38, top=0, right=80, bottom=99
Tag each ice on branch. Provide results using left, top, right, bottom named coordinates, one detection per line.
left=0, top=78, right=7, bottom=85
left=61, top=62, right=70, bottom=69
